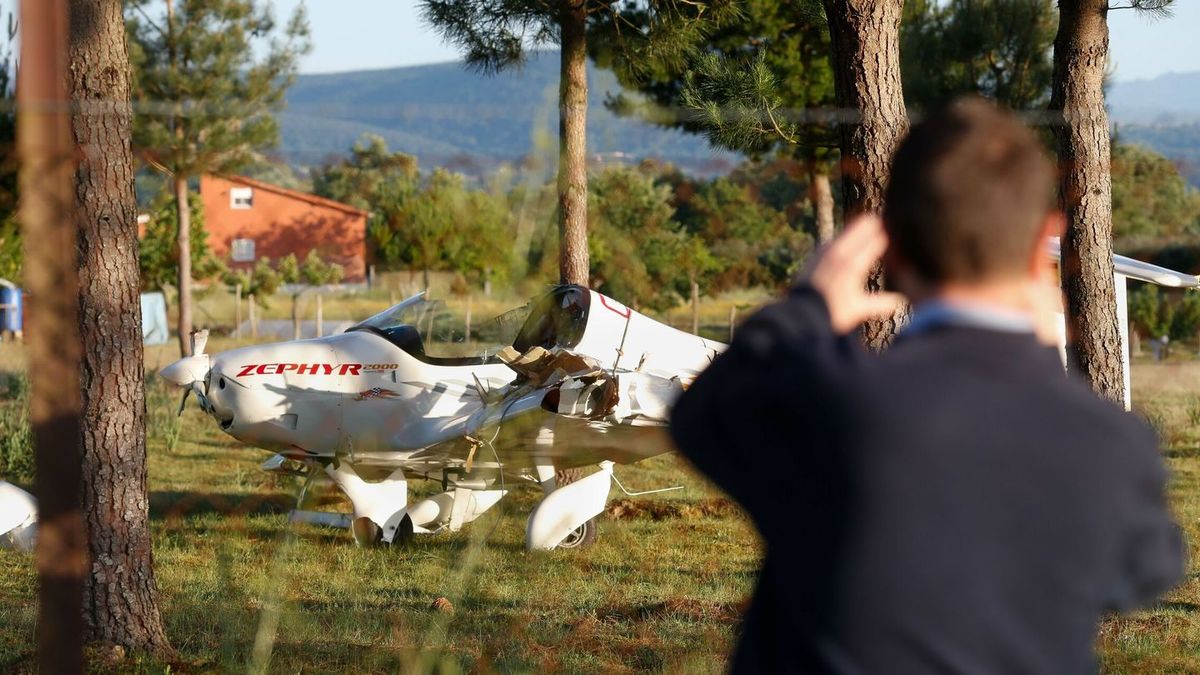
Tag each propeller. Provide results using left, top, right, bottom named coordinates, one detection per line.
left=161, top=330, right=212, bottom=416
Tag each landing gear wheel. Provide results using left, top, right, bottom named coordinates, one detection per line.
left=555, top=518, right=598, bottom=550
left=352, top=516, right=383, bottom=547
left=389, top=514, right=415, bottom=547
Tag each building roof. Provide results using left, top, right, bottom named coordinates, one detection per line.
left=212, top=174, right=371, bottom=218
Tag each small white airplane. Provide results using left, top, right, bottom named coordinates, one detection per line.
left=4, top=250, right=1194, bottom=553
left=158, top=285, right=725, bottom=550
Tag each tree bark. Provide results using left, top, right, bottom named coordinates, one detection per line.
left=809, top=166, right=836, bottom=245
left=557, top=1, right=589, bottom=287
left=822, top=0, right=910, bottom=350
left=1049, top=0, right=1123, bottom=403
left=19, top=0, right=88, bottom=671
left=174, top=176, right=192, bottom=356
left=555, top=2, right=590, bottom=487
left=68, top=0, right=174, bottom=656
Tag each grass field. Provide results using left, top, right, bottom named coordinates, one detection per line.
left=2, top=301, right=1200, bottom=672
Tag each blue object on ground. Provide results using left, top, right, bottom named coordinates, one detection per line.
left=0, top=282, right=21, bottom=334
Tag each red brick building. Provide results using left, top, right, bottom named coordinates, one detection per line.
left=200, top=174, right=369, bottom=282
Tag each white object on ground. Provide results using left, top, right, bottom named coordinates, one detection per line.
left=0, top=480, right=37, bottom=552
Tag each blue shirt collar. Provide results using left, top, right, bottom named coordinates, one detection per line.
left=903, top=299, right=1036, bottom=337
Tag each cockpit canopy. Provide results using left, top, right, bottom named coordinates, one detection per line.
left=512, top=285, right=589, bottom=353
left=347, top=285, right=592, bottom=366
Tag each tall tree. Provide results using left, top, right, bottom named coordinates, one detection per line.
left=68, top=0, right=174, bottom=654
left=126, top=0, right=310, bottom=356
left=421, top=0, right=732, bottom=491
left=1049, top=0, right=1172, bottom=401
left=419, top=0, right=733, bottom=287
left=18, top=0, right=87, bottom=671
left=822, top=0, right=909, bottom=349
left=901, top=0, right=1057, bottom=112
left=606, top=0, right=841, bottom=244
left=311, top=135, right=418, bottom=212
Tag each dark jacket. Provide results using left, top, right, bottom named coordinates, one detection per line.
left=671, top=287, right=1185, bottom=675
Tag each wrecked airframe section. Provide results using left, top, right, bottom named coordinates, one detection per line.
left=494, top=344, right=681, bottom=426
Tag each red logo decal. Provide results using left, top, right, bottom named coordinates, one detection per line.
left=234, top=363, right=364, bottom=377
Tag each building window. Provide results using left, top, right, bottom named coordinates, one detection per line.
left=231, top=238, right=255, bottom=262
left=230, top=187, right=254, bottom=209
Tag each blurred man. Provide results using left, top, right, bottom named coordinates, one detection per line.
left=672, top=99, right=1184, bottom=674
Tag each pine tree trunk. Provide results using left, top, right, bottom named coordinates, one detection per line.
left=174, top=176, right=192, bottom=356
left=68, top=0, right=174, bottom=656
left=555, top=2, right=590, bottom=488
left=809, top=166, right=836, bottom=245
left=1049, top=0, right=1123, bottom=403
left=19, top=0, right=87, bottom=670
left=822, top=0, right=909, bottom=350
left=557, top=2, right=589, bottom=287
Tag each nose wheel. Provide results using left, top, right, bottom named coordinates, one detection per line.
left=554, top=518, right=598, bottom=549
left=351, top=516, right=382, bottom=547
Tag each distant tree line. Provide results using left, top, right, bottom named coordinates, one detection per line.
left=307, top=134, right=814, bottom=311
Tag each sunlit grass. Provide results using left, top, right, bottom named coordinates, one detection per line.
left=0, top=337, right=759, bottom=672
left=4, top=317, right=1200, bottom=671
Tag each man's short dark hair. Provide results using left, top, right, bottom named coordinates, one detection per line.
left=883, top=98, right=1055, bottom=284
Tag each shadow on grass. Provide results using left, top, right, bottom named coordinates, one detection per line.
left=149, top=489, right=295, bottom=521
left=1158, top=600, right=1200, bottom=613
left=1163, top=445, right=1200, bottom=459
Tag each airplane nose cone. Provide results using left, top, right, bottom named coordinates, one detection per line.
left=204, top=366, right=237, bottom=426
left=160, top=354, right=211, bottom=387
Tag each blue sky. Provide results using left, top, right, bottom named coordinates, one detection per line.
left=273, top=0, right=1200, bottom=82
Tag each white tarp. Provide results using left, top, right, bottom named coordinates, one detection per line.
left=141, top=292, right=168, bottom=345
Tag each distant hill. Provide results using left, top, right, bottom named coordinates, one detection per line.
left=279, top=52, right=738, bottom=176
left=1109, top=73, right=1200, bottom=186
left=278, top=60, right=1200, bottom=186
left=1109, top=72, right=1200, bottom=125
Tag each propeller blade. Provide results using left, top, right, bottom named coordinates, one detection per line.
left=191, top=329, right=209, bottom=356
left=159, top=353, right=211, bottom=387
left=177, top=387, right=192, bottom=417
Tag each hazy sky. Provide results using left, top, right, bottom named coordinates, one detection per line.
left=274, top=0, right=1197, bottom=82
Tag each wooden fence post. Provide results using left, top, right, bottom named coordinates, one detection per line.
left=464, top=295, right=472, bottom=345
left=234, top=283, right=242, bottom=339
left=316, top=293, right=324, bottom=338
left=691, top=280, right=700, bottom=336
left=291, top=293, right=301, bottom=340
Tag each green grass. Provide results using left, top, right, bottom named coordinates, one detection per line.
left=0, top=342, right=760, bottom=673
left=4, top=324, right=1200, bottom=672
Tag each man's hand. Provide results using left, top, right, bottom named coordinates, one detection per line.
left=804, top=215, right=906, bottom=335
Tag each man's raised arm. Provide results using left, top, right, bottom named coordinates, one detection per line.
left=670, top=217, right=903, bottom=529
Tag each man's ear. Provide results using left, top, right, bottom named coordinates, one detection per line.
left=1042, top=211, right=1066, bottom=239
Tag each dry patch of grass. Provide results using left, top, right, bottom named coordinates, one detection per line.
left=606, top=498, right=740, bottom=522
